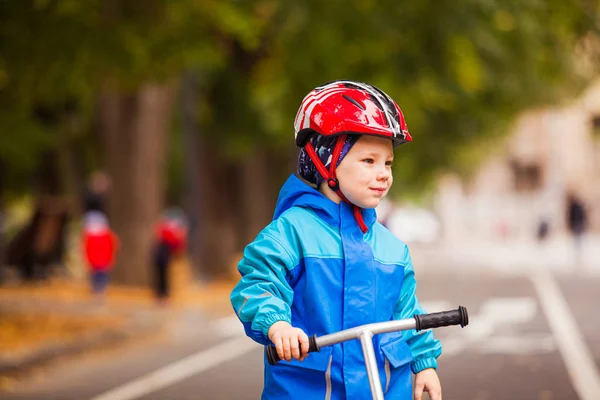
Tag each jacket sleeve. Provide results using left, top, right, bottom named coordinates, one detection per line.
left=230, top=228, right=296, bottom=346
left=393, top=245, right=442, bottom=374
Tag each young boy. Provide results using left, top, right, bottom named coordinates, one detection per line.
left=82, top=211, right=119, bottom=301
left=230, top=81, right=442, bottom=400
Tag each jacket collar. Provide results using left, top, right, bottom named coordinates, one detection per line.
left=273, top=174, right=377, bottom=232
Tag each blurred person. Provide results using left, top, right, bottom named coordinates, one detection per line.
left=230, top=81, right=442, bottom=400
left=567, top=194, right=587, bottom=267
left=536, top=218, right=550, bottom=242
left=535, top=217, right=551, bottom=267
left=6, top=197, right=69, bottom=282
left=8, top=207, right=43, bottom=281
left=0, top=210, right=4, bottom=284
left=152, top=209, right=187, bottom=305
left=83, top=171, right=111, bottom=214
left=81, top=211, right=119, bottom=301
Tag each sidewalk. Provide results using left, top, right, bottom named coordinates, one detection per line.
left=0, top=276, right=236, bottom=380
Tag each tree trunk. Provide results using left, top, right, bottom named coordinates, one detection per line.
left=239, top=147, right=272, bottom=245
left=55, top=127, right=84, bottom=217
left=99, top=82, right=175, bottom=286
left=0, top=160, right=5, bottom=276
left=196, top=135, right=239, bottom=277
left=181, top=71, right=204, bottom=278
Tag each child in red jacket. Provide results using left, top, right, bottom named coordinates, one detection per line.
left=82, top=211, right=120, bottom=300
left=152, top=209, right=187, bottom=304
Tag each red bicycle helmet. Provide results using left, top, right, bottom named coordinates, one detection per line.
left=294, top=80, right=412, bottom=148
left=294, top=80, right=412, bottom=233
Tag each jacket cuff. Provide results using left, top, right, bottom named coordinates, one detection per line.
left=257, top=313, right=292, bottom=337
left=411, top=357, right=438, bottom=374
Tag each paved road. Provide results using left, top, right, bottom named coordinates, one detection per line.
left=3, top=269, right=600, bottom=400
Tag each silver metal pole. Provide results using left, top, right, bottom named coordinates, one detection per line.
left=360, top=331, right=384, bottom=400
left=316, top=318, right=416, bottom=348
left=310, top=319, right=416, bottom=399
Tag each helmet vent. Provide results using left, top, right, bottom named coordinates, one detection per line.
left=341, top=82, right=363, bottom=90
left=342, top=94, right=366, bottom=111
left=370, top=87, right=400, bottom=120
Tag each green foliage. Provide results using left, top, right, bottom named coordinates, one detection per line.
left=0, top=109, right=52, bottom=194
left=237, top=0, right=599, bottom=193
left=0, top=0, right=265, bottom=195
left=1, top=0, right=599, bottom=197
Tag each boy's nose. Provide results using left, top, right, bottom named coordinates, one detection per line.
left=376, top=167, right=391, bottom=181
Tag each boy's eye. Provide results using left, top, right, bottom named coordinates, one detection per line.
left=362, top=158, right=374, bottom=164
left=386, top=161, right=393, bottom=166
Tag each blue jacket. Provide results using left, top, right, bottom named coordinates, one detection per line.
left=231, top=174, right=442, bottom=399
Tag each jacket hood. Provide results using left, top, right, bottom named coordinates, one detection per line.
left=273, top=174, right=376, bottom=231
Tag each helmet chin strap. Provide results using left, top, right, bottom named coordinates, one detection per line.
left=304, top=135, right=369, bottom=233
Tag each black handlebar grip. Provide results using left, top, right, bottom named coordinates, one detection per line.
left=266, top=334, right=320, bottom=365
left=414, top=306, right=469, bottom=332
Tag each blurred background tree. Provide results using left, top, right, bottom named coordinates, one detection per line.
left=1, top=0, right=598, bottom=284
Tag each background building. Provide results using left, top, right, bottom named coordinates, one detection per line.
left=436, top=79, right=600, bottom=244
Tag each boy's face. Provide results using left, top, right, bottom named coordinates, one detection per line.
left=336, top=135, right=394, bottom=209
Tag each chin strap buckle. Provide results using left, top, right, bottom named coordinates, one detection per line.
left=327, top=178, right=339, bottom=192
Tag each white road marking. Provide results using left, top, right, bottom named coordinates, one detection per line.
left=531, top=270, right=600, bottom=400
left=437, top=296, right=557, bottom=356
left=479, top=297, right=537, bottom=324
left=462, top=297, right=538, bottom=341
left=90, top=335, right=259, bottom=400
left=479, top=334, right=555, bottom=355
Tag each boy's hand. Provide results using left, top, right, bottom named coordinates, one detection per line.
left=267, top=321, right=310, bottom=362
left=414, top=368, right=442, bottom=400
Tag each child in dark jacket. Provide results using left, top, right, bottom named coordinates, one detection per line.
left=152, top=210, right=187, bottom=304
left=231, top=81, right=442, bottom=399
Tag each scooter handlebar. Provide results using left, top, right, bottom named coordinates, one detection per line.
left=265, top=306, right=469, bottom=365
left=414, top=305, right=469, bottom=331
left=265, top=334, right=320, bottom=365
